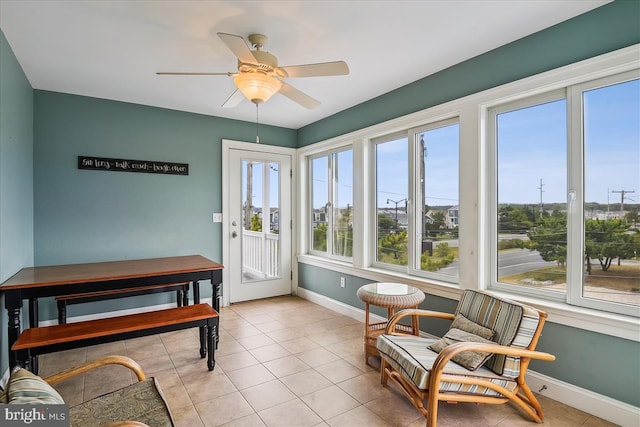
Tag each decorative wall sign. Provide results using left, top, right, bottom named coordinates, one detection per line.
left=78, top=156, right=189, bottom=175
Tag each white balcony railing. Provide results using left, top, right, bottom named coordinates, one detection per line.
left=242, top=230, right=279, bottom=279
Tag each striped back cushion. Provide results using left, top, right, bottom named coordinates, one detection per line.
left=456, top=290, right=540, bottom=378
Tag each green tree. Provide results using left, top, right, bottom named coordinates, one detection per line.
left=379, top=230, right=408, bottom=262
left=313, top=223, right=327, bottom=252
left=250, top=214, right=262, bottom=231
left=430, top=211, right=446, bottom=230
left=378, top=213, right=395, bottom=237
left=420, top=242, right=455, bottom=271
left=527, top=210, right=567, bottom=264
left=434, top=242, right=452, bottom=258
left=499, top=205, right=534, bottom=232
left=528, top=212, right=640, bottom=274
left=334, top=205, right=353, bottom=257
left=585, top=219, right=637, bottom=272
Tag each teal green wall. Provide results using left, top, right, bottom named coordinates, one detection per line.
left=0, top=30, right=34, bottom=375
left=296, top=1, right=640, bottom=408
left=32, top=91, right=296, bottom=321
left=298, top=0, right=640, bottom=145
left=533, top=322, right=640, bottom=408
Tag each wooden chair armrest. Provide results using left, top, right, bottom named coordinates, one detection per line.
left=43, top=355, right=146, bottom=385
left=385, top=309, right=455, bottom=334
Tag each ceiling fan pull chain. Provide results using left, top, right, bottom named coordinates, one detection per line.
left=256, top=103, right=260, bottom=144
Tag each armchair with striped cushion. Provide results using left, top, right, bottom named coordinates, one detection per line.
left=376, top=289, right=555, bottom=427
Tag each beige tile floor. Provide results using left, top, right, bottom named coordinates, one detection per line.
left=38, top=295, right=616, bottom=427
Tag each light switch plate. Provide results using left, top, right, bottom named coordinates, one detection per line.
left=212, top=213, right=223, bottom=223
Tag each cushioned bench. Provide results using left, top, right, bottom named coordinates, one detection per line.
left=55, top=282, right=190, bottom=324
left=12, top=303, right=219, bottom=373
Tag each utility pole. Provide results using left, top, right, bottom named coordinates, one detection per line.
left=537, top=178, right=545, bottom=217
left=611, top=189, right=635, bottom=215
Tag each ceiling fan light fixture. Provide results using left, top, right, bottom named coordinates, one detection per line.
left=234, top=72, right=282, bottom=104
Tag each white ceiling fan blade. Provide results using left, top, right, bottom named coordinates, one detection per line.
left=279, top=61, right=349, bottom=78
left=156, top=72, right=233, bottom=76
left=217, top=32, right=258, bottom=65
left=221, top=89, right=245, bottom=108
left=279, top=82, right=321, bottom=109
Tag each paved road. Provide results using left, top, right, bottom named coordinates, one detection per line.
left=497, top=249, right=554, bottom=276
left=437, top=248, right=553, bottom=276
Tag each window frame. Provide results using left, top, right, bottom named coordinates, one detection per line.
left=567, top=70, right=640, bottom=317
left=371, top=131, right=410, bottom=273
left=408, top=118, right=461, bottom=283
left=487, top=89, right=568, bottom=303
left=308, top=146, right=354, bottom=261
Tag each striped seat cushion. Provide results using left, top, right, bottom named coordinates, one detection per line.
left=377, top=334, right=517, bottom=397
left=5, top=368, right=65, bottom=404
left=456, top=290, right=540, bottom=378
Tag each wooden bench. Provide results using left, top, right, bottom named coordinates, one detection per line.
left=12, top=303, right=219, bottom=372
left=54, top=282, right=190, bottom=324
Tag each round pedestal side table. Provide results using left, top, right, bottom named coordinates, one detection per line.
left=357, top=282, right=425, bottom=367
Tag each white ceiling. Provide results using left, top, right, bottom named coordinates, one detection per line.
left=1, top=1, right=609, bottom=129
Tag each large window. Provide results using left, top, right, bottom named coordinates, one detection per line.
left=310, top=149, right=353, bottom=258
left=491, top=72, right=639, bottom=316
left=493, top=94, right=568, bottom=299
left=572, top=74, right=639, bottom=314
left=414, top=121, right=460, bottom=280
left=373, top=121, right=460, bottom=281
left=374, top=134, right=409, bottom=267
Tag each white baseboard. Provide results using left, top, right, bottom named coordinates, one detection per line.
left=296, top=288, right=639, bottom=427
left=524, top=371, right=639, bottom=427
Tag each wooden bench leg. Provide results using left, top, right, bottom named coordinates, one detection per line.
left=57, top=300, right=68, bottom=324
left=28, top=299, right=40, bottom=373
left=183, top=284, right=189, bottom=306
left=206, top=319, right=216, bottom=371
left=176, top=290, right=183, bottom=307
left=199, top=326, right=206, bottom=358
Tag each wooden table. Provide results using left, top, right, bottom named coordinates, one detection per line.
left=357, top=282, right=425, bottom=367
left=0, top=255, right=223, bottom=369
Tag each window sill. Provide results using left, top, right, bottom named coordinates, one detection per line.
left=296, top=254, right=639, bottom=342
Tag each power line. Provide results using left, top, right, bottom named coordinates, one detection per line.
left=611, top=189, right=635, bottom=213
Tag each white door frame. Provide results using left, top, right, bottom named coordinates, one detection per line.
left=221, top=139, right=298, bottom=307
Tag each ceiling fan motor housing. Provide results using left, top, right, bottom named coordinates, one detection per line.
left=238, top=50, right=279, bottom=75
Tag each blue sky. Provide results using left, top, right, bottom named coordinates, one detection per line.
left=499, top=79, right=639, bottom=206
left=305, top=78, right=639, bottom=211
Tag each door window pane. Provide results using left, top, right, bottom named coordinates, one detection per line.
left=582, top=78, right=640, bottom=307
left=376, top=137, right=409, bottom=266
left=496, top=99, right=567, bottom=293
left=418, top=123, right=459, bottom=277
left=241, top=160, right=280, bottom=281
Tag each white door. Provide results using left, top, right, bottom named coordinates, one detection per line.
left=226, top=147, right=292, bottom=303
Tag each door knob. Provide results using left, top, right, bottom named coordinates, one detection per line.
left=231, top=231, right=238, bottom=238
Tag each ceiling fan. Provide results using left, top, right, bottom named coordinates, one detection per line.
left=157, top=32, right=349, bottom=109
